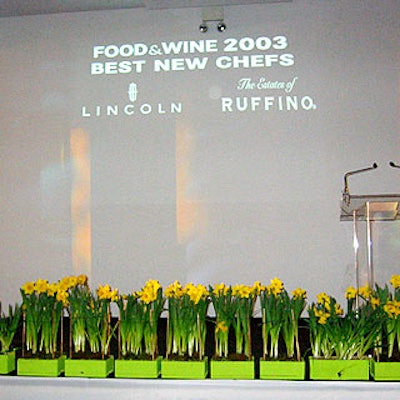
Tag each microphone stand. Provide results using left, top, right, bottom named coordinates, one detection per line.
left=341, top=163, right=378, bottom=303
left=342, top=163, right=378, bottom=206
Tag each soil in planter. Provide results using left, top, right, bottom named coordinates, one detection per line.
left=166, top=352, right=203, bottom=361
left=262, top=355, right=301, bottom=362
left=375, top=350, right=400, bottom=362
left=212, top=353, right=251, bottom=361
left=371, top=337, right=400, bottom=362
left=70, top=351, right=109, bottom=360
left=119, top=353, right=155, bottom=361
left=21, top=351, right=63, bottom=360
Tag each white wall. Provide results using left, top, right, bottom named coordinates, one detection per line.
left=1, top=0, right=399, bottom=308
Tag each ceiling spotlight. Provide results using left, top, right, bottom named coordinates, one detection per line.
left=217, top=22, right=226, bottom=32
left=199, top=23, right=208, bottom=33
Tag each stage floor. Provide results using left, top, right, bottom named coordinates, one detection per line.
left=1, top=377, right=400, bottom=400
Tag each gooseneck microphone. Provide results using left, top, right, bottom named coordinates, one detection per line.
left=389, top=161, right=400, bottom=169
left=342, top=162, right=378, bottom=205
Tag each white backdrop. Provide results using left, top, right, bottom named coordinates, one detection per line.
left=1, top=0, right=399, bottom=308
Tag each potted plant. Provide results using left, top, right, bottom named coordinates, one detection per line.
left=209, top=282, right=258, bottom=379
left=371, top=275, right=400, bottom=381
left=18, top=278, right=67, bottom=377
left=161, top=281, right=209, bottom=379
left=0, top=302, right=21, bottom=374
left=259, top=278, right=307, bottom=380
left=65, top=280, right=118, bottom=378
left=308, top=285, right=383, bottom=380
left=114, top=279, right=165, bottom=378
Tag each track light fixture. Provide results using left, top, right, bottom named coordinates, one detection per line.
left=199, top=22, right=208, bottom=33
left=200, top=6, right=226, bottom=33
left=217, top=22, right=226, bottom=32
left=199, top=20, right=226, bottom=33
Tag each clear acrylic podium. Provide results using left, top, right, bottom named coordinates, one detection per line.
left=340, top=193, right=400, bottom=293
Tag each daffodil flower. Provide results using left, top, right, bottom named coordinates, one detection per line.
left=261, top=279, right=306, bottom=361
left=0, top=302, right=21, bottom=353
left=166, top=281, right=209, bottom=360
left=375, top=276, right=400, bottom=359
left=117, top=280, right=164, bottom=359
left=308, top=289, right=384, bottom=360
left=390, top=274, right=400, bottom=290
left=20, top=277, right=68, bottom=357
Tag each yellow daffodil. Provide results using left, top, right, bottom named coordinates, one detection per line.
left=58, top=276, right=72, bottom=291
left=21, top=277, right=66, bottom=356
left=232, top=284, right=252, bottom=299
left=313, top=306, right=325, bottom=318
left=46, top=282, right=59, bottom=297
left=251, top=280, right=265, bottom=296
left=318, top=313, right=329, bottom=325
left=97, top=284, right=111, bottom=300
left=59, top=275, right=85, bottom=291
left=21, top=281, right=35, bottom=295
left=56, top=289, right=69, bottom=306
left=316, top=292, right=330, bottom=305
left=267, top=277, right=284, bottom=296
left=117, top=280, right=165, bottom=359
left=77, top=274, right=88, bottom=286
left=166, top=281, right=209, bottom=359
left=390, top=275, right=400, bottom=289
left=165, top=280, right=184, bottom=299
left=185, top=283, right=208, bottom=305
left=292, top=287, right=307, bottom=300
left=137, top=279, right=162, bottom=304
left=261, top=278, right=306, bottom=360
left=384, top=300, right=400, bottom=318
left=109, top=288, right=119, bottom=302
left=358, top=284, right=372, bottom=300
left=334, top=303, right=344, bottom=316
left=213, top=282, right=229, bottom=296
left=97, top=283, right=118, bottom=301
left=68, top=275, right=78, bottom=288
left=370, top=296, right=380, bottom=309
left=35, top=278, right=49, bottom=294
left=345, top=286, right=357, bottom=300
left=216, top=321, right=229, bottom=333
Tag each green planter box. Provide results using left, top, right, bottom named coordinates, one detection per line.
left=0, top=351, right=16, bottom=375
left=161, top=357, right=208, bottom=379
left=309, top=357, right=370, bottom=381
left=17, top=355, right=66, bottom=377
left=65, top=356, right=114, bottom=378
left=210, top=359, right=254, bottom=380
left=259, top=359, right=305, bottom=380
left=115, top=357, right=162, bottom=379
left=370, top=359, right=400, bottom=381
